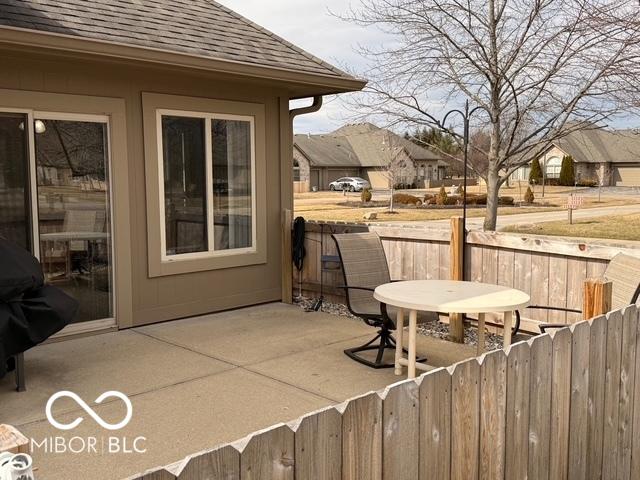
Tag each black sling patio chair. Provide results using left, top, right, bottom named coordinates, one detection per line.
left=517, top=252, right=640, bottom=333
left=332, top=232, right=427, bottom=369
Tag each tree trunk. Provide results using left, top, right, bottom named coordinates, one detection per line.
left=483, top=168, right=500, bottom=231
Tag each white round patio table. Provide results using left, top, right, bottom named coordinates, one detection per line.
left=374, top=280, right=530, bottom=379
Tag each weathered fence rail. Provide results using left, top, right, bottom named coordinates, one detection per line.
left=293, top=221, right=640, bottom=332
left=130, top=304, right=640, bottom=480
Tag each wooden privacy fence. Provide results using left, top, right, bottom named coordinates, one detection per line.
left=131, top=304, right=640, bottom=480
left=293, top=220, right=640, bottom=332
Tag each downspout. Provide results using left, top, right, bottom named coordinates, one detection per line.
left=281, top=96, right=323, bottom=305
left=289, top=95, right=322, bottom=196
left=289, top=96, right=323, bottom=121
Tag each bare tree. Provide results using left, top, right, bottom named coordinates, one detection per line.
left=378, top=131, right=416, bottom=212
left=337, top=0, right=640, bottom=230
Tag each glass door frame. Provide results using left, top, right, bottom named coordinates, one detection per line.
left=2, top=108, right=117, bottom=335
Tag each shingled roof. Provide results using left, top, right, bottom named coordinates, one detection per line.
left=554, top=128, right=640, bottom=164
left=295, top=123, right=445, bottom=168
left=0, top=0, right=357, bottom=82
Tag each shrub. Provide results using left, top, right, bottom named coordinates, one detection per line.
left=559, top=155, right=576, bottom=186
left=576, top=178, right=598, bottom=187
left=466, top=194, right=487, bottom=205
left=524, top=186, right=535, bottom=203
left=529, top=158, right=543, bottom=184
left=361, top=188, right=372, bottom=203
left=455, top=185, right=464, bottom=195
left=436, top=186, right=448, bottom=205
left=393, top=193, right=422, bottom=205
left=498, top=196, right=515, bottom=206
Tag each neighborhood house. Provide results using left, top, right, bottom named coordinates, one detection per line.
left=510, top=127, right=640, bottom=186
left=0, top=0, right=365, bottom=334
left=293, top=123, right=447, bottom=191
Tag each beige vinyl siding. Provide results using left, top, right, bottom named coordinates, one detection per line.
left=0, top=46, right=288, bottom=328
left=613, top=165, right=640, bottom=187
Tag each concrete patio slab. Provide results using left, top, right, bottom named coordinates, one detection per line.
left=248, top=331, right=477, bottom=401
left=136, top=303, right=371, bottom=365
left=0, top=303, right=479, bottom=479
left=0, top=330, right=233, bottom=426
left=20, top=369, right=331, bottom=480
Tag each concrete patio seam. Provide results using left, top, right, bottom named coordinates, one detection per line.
left=131, top=328, right=341, bottom=403
left=133, top=324, right=373, bottom=369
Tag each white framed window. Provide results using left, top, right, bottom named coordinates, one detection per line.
left=156, top=109, right=257, bottom=262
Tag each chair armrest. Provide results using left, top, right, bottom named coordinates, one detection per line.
left=539, top=323, right=570, bottom=333
left=527, top=305, right=582, bottom=314
left=336, top=285, right=376, bottom=293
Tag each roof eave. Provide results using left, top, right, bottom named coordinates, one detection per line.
left=0, top=25, right=367, bottom=96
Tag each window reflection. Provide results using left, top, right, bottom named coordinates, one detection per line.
left=212, top=119, right=252, bottom=250
left=0, top=113, right=31, bottom=250
left=35, top=119, right=113, bottom=323
left=161, top=116, right=207, bottom=256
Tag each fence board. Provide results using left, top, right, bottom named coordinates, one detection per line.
left=342, top=392, right=382, bottom=480
left=451, top=359, right=481, bottom=480
left=239, top=425, right=294, bottom=480
left=482, top=247, right=498, bottom=285
left=496, top=249, right=515, bottom=287
left=548, top=255, right=569, bottom=324
left=602, top=310, right=624, bottom=479
left=630, top=306, right=640, bottom=476
left=528, top=334, right=552, bottom=480
left=438, top=242, right=449, bottom=280
left=426, top=242, right=440, bottom=280
left=616, top=306, right=638, bottom=480
left=566, top=258, right=588, bottom=324
left=419, top=368, right=451, bottom=480
left=568, top=321, right=591, bottom=480
left=479, top=350, right=506, bottom=480
left=468, top=245, right=483, bottom=283
left=550, top=328, right=572, bottom=479
left=413, top=242, right=429, bottom=280
left=294, top=408, right=341, bottom=480
left=176, top=445, right=239, bottom=479
left=400, top=241, right=415, bottom=280
left=382, top=381, right=419, bottom=480
left=531, top=252, right=551, bottom=323
left=132, top=469, right=177, bottom=480
left=505, top=341, right=531, bottom=480
left=587, top=315, right=608, bottom=480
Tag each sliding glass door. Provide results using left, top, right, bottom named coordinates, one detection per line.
left=0, top=111, right=114, bottom=326
left=0, top=112, right=32, bottom=251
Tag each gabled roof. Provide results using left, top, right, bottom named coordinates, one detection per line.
left=294, top=123, right=444, bottom=168
left=0, top=0, right=363, bottom=91
left=553, top=128, right=640, bottom=164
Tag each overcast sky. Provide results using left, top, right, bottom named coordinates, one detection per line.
left=218, top=0, right=638, bottom=134
left=218, top=0, right=374, bottom=134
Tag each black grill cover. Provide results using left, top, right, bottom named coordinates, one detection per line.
left=0, top=238, right=78, bottom=378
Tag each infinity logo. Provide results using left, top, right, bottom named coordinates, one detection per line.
left=45, top=391, right=133, bottom=431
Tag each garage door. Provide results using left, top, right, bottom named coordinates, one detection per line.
left=613, top=165, right=640, bottom=186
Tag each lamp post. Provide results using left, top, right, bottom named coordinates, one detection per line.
left=440, top=99, right=486, bottom=280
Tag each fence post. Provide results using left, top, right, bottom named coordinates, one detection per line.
left=449, top=216, right=464, bottom=343
left=282, top=209, right=293, bottom=304
left=582, top=278, right=612, bottom=320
